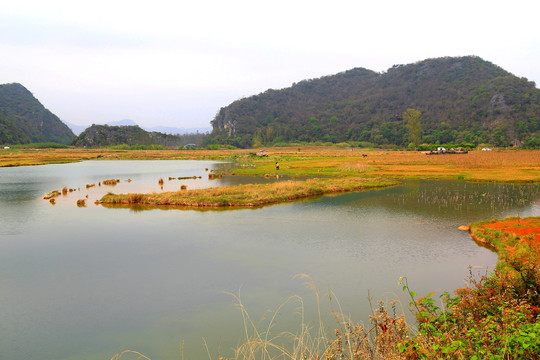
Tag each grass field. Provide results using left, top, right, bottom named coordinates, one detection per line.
left=2, top=147, right=538, bottom=182
left=2, top=147, right=539, bottom=208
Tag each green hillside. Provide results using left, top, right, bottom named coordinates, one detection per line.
left=209, top=56, right=540, bottom=148
left=0, top=83, right=75, bottom=145
left=71, top=124, right=195, bottom=147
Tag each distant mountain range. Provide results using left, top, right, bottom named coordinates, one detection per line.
left=63, top=121, right=87, bottom=136
left=3, top=56, right=539, bottom=149
left=210, top=56, right=539, bottom=148
left=0, top=83, right=75, bottom=144
left=65, top=119, right=211, bottom=136
left=0, top=82, right=210, bottom=146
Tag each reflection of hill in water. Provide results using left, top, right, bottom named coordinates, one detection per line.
left=319, top=180, right=540, bottom=221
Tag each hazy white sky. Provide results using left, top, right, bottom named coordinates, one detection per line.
left=1, top=0, right=538, bottom=128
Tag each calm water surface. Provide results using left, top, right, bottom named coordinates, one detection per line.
left=1, top=160, right=539, bottom=360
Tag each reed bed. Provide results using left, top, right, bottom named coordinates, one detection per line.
left=101, top=177, right=398, bottom=207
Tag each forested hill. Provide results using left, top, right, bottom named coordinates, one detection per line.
left=210, top=56, right=540, bottom=148
left=71, top=124, right=200, bottom=147
left=0, top=83, right=75, bottom=144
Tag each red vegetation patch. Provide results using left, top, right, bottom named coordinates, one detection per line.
left=481, top=218, right=540, bottom=246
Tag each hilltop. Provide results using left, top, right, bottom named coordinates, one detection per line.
left=209, top=56, right=540, bottom=148
left=71, top=124, right=204, bottom=147
left=0, top=83, right=75, bottom=144
left=66, top=118, right=211, bottom=137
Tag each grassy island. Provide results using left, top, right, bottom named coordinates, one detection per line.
left=100, top=177, right=399, bottom=207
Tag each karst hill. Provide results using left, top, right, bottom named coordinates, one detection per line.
left=0, top=83, right=75, bottom=144
left=210, top=56, right=539, bottom=148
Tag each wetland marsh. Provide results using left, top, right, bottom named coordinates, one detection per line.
left=1, top=156, right=539, bottom=359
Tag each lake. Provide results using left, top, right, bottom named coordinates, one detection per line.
left=1, top=160, right=539, bottom=360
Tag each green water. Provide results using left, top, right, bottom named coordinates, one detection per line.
left=1, top=160, right=538, bottom=359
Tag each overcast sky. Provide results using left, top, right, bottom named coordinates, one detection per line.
left=1, top=0, right=538, bottom=129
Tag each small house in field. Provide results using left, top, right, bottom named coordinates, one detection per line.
left=183, top=144, right=197, bottom=149
left=3, top=146, right=9, bottom=150
left=256, top=149, right=269, bottom=157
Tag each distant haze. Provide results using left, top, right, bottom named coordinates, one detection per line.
left=1, top=0, right=538, bottom=129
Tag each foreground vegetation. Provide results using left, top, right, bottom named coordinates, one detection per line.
left=226, top=218, right=540, bottom=359
left=396, top=217, right=539, bottom=359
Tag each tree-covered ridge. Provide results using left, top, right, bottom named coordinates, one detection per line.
left=0, top=83, right=75, bottom=144
left=209, top=56, right=540, bottom=148
left=71, top=124, right=203, bottom=147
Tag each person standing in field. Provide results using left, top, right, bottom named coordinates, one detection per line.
left=275, top=162, right=279, bottom=170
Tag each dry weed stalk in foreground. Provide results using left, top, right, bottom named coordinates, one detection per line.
left=107, top=275, right=411, bottom=360
left=221, top=274, right=409, bottom=360
left=109, top=349, right=152, bottom=360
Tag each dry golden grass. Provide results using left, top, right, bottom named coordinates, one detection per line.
left=101, top=177, right=398, bottom=207
left=220, top=274, right=409, bottom=360
left=0, top=147, right=254, bottom=167
left=366, top=150, right=540, bottom=182
left=2, top=147, right=538, bottom=182
left=108, top=276, right=409, bottom=360
left=254, top=149, right=540, bottom=182
left=102, top=179, right=120, bottom=185
left=109, top=350, right=152, bottom=360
